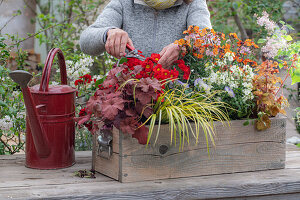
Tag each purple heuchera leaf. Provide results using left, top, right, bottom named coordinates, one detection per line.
left=95, top=87, right=114, bottom=96
left=74, top=113, right=92, bottom=126
left=135, top=102, right=153, bottom=118
left=86, top=96, right=102, bottom=117
left=102, top=97, right=125, bottom=120
left=119, top=117, right=139, bottom=135
left=138, top=77, right=161, bottom=93
left=125, top=109, right=137, bottom=117
left=102, top=67, right=123, bottom=88
left=132, top=125, right=149, bottom=145
left=135, top=88, right=157, bottom=105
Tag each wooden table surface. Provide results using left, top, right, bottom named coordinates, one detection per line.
left=0, top=145, right=300, bottom=200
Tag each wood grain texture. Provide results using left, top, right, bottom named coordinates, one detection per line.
left=0, top=150, right=300, bottom=200
left=93, top=127, right=120, bottom=180
left=121, top=117, right=286, bottom=156
left=222, top=193, right=300, bottom=200
left=121, top=142, right=285, bottom=182
left=94, top=117, right=286, bottom=182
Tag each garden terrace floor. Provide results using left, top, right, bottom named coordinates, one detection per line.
left=0, top=145, right=300, bottom=200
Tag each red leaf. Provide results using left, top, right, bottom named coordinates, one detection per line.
left=86, top=96, right=102, bottom=117
left=102, top=98, right=125, bottom=120
left=132, top=125, right=149, bottom=145
left=74, top=113, right=92, bottom=125
left=135, top=102, right=153, bottom=118
left=102, top=67, right=123, bottom=88
left=119, top=117, right=139, bottom=135
left=136, top=88, right=157, bottom=105
left=138, top=77, right=161, bottom=92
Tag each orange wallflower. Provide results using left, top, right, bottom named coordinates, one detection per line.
left=213, top=46, right=219, bottom=55
left=200, top=28, right=208, bottom=37
left=224, top=43, right=231, bottom=53
left=229, top=33, right=239, bottom=40
left=175, top=38, right=186, bottom=46
left=194, top=39, right=203, bottom=48
left=244, top=39, right=253, bottom=47
left=193, top=53, right=204, bottom=59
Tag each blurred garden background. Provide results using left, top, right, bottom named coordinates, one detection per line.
left=0, top=0, right=299, bottom=154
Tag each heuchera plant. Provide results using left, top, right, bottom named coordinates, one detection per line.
left=76, top=53, right=190, bottom=144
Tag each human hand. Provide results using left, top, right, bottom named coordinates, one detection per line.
left=158, top=43, right=180, bottom=68
left=105, top=28, right=134, bottom=59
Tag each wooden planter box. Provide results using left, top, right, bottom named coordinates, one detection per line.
left=92, top=117, right=286, bottom=183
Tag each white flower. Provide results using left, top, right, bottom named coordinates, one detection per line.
left=12, top=91, right=20, bottom=99
left=225, top=52, right=234, bottom=62
left=17, top=112, right=26, bottom=119
left=0, top=116, right=13, bottom=131
left=93, top=75, right=103, bottom=81
left=50, top=81, right=59, bottom=86
left=65, top=55, right=94, bottom=81
left=243, top=82, right=253, bottom=89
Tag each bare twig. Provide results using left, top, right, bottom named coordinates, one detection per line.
left=0, top=14, right=18, bottom=33
left=0, top=138, right=12, bottom=154
left=12, top=23, right=58, bottom=46
left=228, top=0, right=248, bottom=40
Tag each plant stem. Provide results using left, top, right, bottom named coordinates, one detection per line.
left=275, top=66, right=292, bottom=96
left=0, top=137, right=12, bottom=154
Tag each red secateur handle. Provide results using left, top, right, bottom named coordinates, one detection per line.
left=39, top=48, right=68, bottom=92
left=126, top=44, right=135, bottom=52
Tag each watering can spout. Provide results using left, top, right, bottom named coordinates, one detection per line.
left=9, top=70, right=51, bottom=158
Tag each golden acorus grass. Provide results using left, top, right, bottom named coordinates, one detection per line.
left=142, top=88, right=231, bottom=153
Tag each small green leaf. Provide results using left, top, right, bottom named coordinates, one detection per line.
left=291, top=68, right=300, bottom=85
left=0, top=100, right=8, bottom=107
left=118, top=57, right=128, bottom=65
left=257, top=39, right=266, bottom=44
left=284, top=35, right=293, bottom=42
left=279, top=63, right=283, bottom=69
left=243, top=120, right=250, bottom=126
left=95, top=76, right=105, bottom=88
left=297, top=143, right=300, bottom=148
left=286, top=24, right=295, bottom=30
left=279, top=20, right=285, bottom=25
left=0, top=87, right=5, bottom=94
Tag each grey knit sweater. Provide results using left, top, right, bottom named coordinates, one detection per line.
left=80, top=0, right=212, bottom=57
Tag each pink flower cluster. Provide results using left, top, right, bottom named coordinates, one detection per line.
left=262, top=36, right=287, bottom=59
left=256, top=11, right=277, bottom=32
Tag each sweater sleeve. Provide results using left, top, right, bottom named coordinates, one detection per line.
left=187, top=0, right=212, bottom=29
left=80, top=0, right=123, bottom=56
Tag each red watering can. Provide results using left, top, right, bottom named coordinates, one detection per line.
left=9, top=48, right=76, bottom=169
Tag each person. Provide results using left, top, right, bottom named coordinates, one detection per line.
left=80, top=0, right=212, bottom=67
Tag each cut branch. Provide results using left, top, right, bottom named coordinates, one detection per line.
left=230, top=7, right=248, bottom=40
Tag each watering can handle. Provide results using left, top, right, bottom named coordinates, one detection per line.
left=39, top=48, right=68, bottom=92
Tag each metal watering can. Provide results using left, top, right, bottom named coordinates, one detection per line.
left=9, top=48, right=76, bottom=169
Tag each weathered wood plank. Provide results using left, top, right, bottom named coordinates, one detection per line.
left=222, top=193, right=300, bottom=200
left=0, top=151, right=300, bottom=200
left=114, top=117, right=286, bottom=182
left=120, top=141, right=285, bottom=182
left=121, top=117, right=286, bottom=156
left=93, top=127, right=120, bottom=180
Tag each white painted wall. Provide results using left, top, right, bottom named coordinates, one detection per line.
left=0, top=0, right=36, bottom=50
